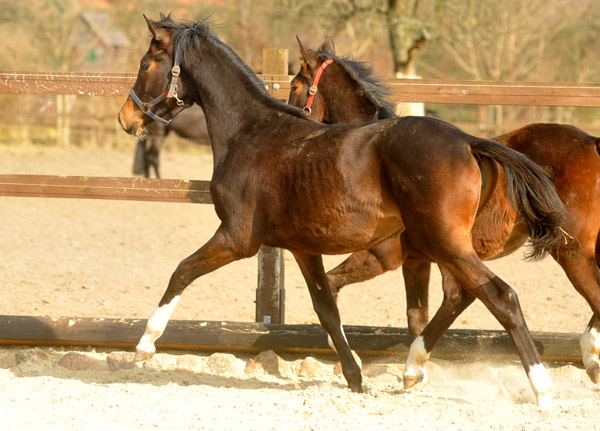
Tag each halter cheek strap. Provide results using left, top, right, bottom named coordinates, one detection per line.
left=303, top=59, right=333, bottom=116
left=129, top=43, right=192, bottom=126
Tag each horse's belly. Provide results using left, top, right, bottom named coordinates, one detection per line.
left=269, top=211, right=403, bottom=255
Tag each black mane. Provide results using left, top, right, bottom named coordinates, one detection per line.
left=312, top=50, right=397, bottom=120
left=154, top=16, right=308, bottom=120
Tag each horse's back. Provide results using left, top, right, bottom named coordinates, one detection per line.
left=495, top=123, right=600, bottom=202
left=496, top=122, right=600, bottom=238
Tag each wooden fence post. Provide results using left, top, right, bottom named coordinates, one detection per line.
left=255, top=48, right=288, bottom=324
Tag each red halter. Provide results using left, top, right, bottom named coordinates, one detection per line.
left=303, top=59, right=334, bottom=116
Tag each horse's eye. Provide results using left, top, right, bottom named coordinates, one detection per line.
left=290, top=85, right=298, bottom=92
left=141, top=63, right=150, bottom=71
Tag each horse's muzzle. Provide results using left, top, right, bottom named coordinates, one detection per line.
left=118, top=98, right=145, bottom=136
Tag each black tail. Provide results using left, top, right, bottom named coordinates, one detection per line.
left=470, top=139, right=568, bottom=260
left=133, top=137, right=147, bottom=176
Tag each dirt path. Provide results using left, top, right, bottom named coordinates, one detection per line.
left=0, top=145, right=598, bottom=430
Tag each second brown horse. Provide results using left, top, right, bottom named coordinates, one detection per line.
left=287, top=37, right=600, bottom=389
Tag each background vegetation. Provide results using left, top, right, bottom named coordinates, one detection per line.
left=1, top=0, right=600, bottom=147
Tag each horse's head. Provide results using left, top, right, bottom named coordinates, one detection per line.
left=289, top=37, right=396, bottom=124
left=288, top=36, right=336, bottom=122
left=119, top=14, right=193, bottom=137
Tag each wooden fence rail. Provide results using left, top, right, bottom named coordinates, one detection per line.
left=3, top=70, right=600, bottom=106
left=0, top=316, right=583, bottom=362
left=0, top=174, right=212, bottom=204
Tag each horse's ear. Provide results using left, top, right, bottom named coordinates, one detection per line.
left=159, top=11, right=173, bottom=21
left=296, top=36, right=317, bottom=73
left=144, top=14, right=155, bottom=34
left=319, top=36, right=336, bottom=55
left=144, top=14, right=171, bottom=49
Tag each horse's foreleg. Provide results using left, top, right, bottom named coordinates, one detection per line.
left=403, top=260, right=432, bottom=339
left=294, top=252, right=362, bottom=393
left=146, top=138, right=161, bottom=179
left=326, top=236, right=403, bottom=302
left=135, top=232, right=239, bottom=361
left=133, top=138, right=147, bottom=176
left=403, top=266, right=474, bottom=388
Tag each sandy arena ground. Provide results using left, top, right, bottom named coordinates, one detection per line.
left=0, top=144, right=598, bottom=430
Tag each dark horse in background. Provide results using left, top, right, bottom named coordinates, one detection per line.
left=118, top=15, right=567, bottom=408
left=287, top=36, right=600, bottom=386
left=133, top=104, right=209, bottom=178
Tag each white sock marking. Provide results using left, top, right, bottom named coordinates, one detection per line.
left=528, top=363, right=553, bottom=410
left=136, top=296, right=181, bottom=355
left=404, top=335, right=429, bottom=380
left=580, top=326, right=600, bottom=373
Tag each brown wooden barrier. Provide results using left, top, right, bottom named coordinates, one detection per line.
left=0, top=174, right=212, bottom=203
left=3, top=71, right=600, bottom=107
left=0, top=316, right=582, bottom=362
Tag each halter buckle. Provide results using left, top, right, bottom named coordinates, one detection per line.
left=308, top=85, right=318, bottom=96
left=171, top=65, right=181, bottom=77
left=303, top=106, right=311, bottom=115
left=166, top=83, right=177, bottom=99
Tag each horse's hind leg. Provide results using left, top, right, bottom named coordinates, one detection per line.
left=326, top=236, right=404, bottom=301
left=403, top=266, right=474, bottom=387
left=405, top=255, right=553, bottom=409
left=293, top=252, right=362, bottom=392
left=135, top=230, right=243, bottom=361
left=552, top=238, right=600, bottom=383
left=581, top=316, right=600, bottom=383
left=403, top=260, right=432, bottom=340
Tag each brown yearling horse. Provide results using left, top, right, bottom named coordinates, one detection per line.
left=133, top=104, right=209, bottom=178
left=118, top=15, right=567, bottom=408
left=287, top=37, right=600, bottom=387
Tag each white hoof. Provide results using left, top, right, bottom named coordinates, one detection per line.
left=537, top=393, right=553, bottom=410
left=134, top=347, right=155, bottom=362
left=528, top=363, right=553, bottom=410
left=403, top=335, right=429, bottom=389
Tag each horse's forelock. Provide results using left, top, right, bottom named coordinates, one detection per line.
left=151, top=15, right=211, bottom=49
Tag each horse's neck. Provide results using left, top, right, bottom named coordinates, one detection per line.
left=324, top=78, right=377, bottom=124
left=185, top=41, right=278, bottom=164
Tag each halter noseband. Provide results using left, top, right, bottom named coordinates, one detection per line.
left=303, top=59, right=334, bottom=116
left=129, top=42, right=192, bottom=126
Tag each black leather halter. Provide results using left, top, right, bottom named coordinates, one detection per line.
left=129, top=42, right=192, bottom=126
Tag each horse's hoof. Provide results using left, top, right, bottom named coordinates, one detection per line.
left=536, top=393, right=553, bottom=411
left=349, top=383, right=363, bottom=393
left=403, top=374, right=424, bottom=390
left=134, top=348, right=154, bottom=362
left=586, top=364, right=599, bottom=384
